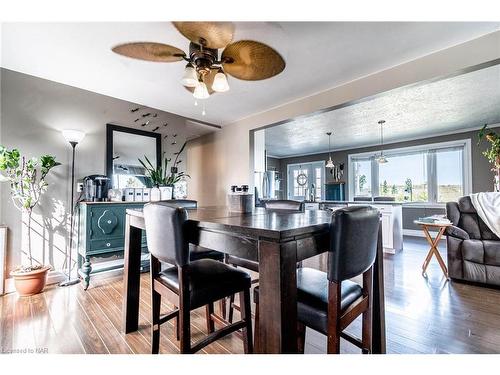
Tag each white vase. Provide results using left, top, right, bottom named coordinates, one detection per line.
left=159, top=186, right=173, bottom=201
left=150, top=187, right=161, bottom=202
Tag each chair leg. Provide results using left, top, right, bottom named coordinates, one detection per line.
left=327, top=281, right=341, bottom=354
left=228, top=294, right=235, bottom=323
left=219, top=298, right=227, bottom=320
left=239, top=289, right=253, bottom=354
left=297, top=321, right=306, bottom=354
left=151, top=289, right=161, bottom=354
left=362, top=267, right=373, bottom=354
left=173, top=305, right=180, bottom=341
left=205, top=303, right=215, bottom=334
left=254, top=300, right=260, bottom=353
left=179, top=302, right=191, bottom=353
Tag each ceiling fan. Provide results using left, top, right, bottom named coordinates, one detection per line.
left=112, top=22, right=286, bottom=101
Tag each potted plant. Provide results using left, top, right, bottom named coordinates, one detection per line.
left=478, top=124, right=500, bottom=192
left=0, top=146, right=61, bottom=296
left=138, top=141, right=189, bottom=200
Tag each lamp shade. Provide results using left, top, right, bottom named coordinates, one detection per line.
left=62, top=129, right=85, bottom=144
left=181, top=64, right=198, bottom=87
left=193, top=81, right=210, bottom=100
left=212, top=71, right=229, bottom=92
left=326, top=157, right=335, bottom=169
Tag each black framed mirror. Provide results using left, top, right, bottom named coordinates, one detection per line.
left=106, top=123, right=162, bottom=189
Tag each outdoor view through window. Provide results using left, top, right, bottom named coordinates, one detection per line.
left=351, top=143, right=465, bottom=203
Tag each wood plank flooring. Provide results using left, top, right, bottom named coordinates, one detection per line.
left=1, top=237, right=500, bottom=354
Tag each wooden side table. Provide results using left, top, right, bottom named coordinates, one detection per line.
left=414, top=221, right=452, bottom=279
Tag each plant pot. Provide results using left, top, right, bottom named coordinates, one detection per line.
left=10, top=266, right=50, bottom=296
left=159, top=185, right=173, bottom=200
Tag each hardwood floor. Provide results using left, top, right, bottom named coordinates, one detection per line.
left=1, top=237, right=500, bottom=354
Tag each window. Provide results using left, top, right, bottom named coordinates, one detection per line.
left=287, top=161, right=325, bottom=200
left=348, top=140, right=470, bottom=204
left=352, top=158, right=372, bottom=197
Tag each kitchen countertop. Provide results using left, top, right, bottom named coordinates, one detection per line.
left=318, top=200, right=404, bottom=205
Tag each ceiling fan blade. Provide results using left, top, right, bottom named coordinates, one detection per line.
left=172, top=22, right=234, bottom=49
left=112, top=42, right=185, bottom=62
left=184, top=69, right=217, bottom=95
left=222, top=40, right=285, bottom=81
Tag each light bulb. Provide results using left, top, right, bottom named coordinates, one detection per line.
left=212, top=70, right=230, bottom=92
left=181, top=64, right=198, bottom=87
left=193, top=80, right=210, bottom=100
left=62, top=129, right=85, bottom=144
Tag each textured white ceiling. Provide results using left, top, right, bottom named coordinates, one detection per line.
left=265, top=64, right=500, bottom=157
left=2, top=22, right=499, bottom=126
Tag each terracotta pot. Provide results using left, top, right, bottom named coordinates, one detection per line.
left=10, top=266, right=50, bottom=297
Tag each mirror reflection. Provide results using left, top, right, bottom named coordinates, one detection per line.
left=111, top=130, right=158, bottom=189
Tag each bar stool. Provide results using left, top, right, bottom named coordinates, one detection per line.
left=254, top=206, right=379, bottom=353
left=144, top=202, right=253, bottom=354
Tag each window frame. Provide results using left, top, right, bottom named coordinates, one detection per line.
left=347, top=139, right=472, bottom=207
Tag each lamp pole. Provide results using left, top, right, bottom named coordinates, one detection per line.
left=60, top=132, right=84, bottom=287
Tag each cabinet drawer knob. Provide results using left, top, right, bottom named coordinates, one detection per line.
left=107, top=220, right=112, bottom=224
left=106, top=242, right=111, bottom=247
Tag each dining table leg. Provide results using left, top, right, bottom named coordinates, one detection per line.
left=256, top=239, right=298, bottom=353
left=371, top=224, right=386, bottom=354
left=122, top=215, right=143, bottom=333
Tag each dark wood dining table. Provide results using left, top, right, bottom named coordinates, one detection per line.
left=122, top=206, right=386, bottom=354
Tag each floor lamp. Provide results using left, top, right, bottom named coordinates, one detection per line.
left=60, top=129, right=86, bottom=287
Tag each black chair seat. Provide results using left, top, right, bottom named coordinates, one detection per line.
left=226, top=254, right=259, bottom=272
left=296, top=267, right=363, bottom=334
left=253, top=267, right=362, bottom=333
left=189, top=246, right=225, bottom=262
left=159, top=259, right=251, bottom=310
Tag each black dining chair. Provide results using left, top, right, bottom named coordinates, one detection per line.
left=144, top=202, right=253, bottom=354
left=165, top=199, right=227, bottom=334
left=226, top=199, right=304, bottom=323
left=254, top=205, right=380, bottom=354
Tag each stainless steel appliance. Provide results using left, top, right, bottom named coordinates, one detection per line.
left=83, top=175, right=111, bottom=201
left=254, top=170, right=280, bottom=205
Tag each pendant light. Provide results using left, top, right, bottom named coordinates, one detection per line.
left=326, top=132, right=335, bottom=169
left=376, top=120, right=388, bottom=164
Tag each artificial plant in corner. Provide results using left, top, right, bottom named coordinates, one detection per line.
left=0, top=146, right=60, bottom=295
left=478, top=124, right=500, bottom=192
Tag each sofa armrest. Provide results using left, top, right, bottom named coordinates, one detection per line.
left=446, top=225, right=470, bottom=240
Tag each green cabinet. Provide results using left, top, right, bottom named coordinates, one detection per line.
left=77, top=202, right=148, bottom=289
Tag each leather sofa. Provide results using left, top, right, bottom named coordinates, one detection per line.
left=446, top=196, right=500, bottom=286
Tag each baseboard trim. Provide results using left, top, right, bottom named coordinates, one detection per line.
left=3, top=270, right=66, bottom=295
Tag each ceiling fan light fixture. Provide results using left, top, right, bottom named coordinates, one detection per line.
left=212, top=69, right=230, bottom=92
left=193, top=79, right=210, bottom=100
left=181, top=63, right=198, bottom=87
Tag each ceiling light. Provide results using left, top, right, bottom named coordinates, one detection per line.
left=181, top=63, right=198, bottom=87
left=193, top=79, right=210, bottom=100
left=326, top=132, right=335, bottom=169
left=212, top=68, right=230, bottom=92
left=376, top=120, right=388, bottom=164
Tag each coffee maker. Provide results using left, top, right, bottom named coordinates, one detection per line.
left=83, top=175, right=111, bottom=201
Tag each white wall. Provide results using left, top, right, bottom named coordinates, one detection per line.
left=187, top=31, right=500, bottom=206
left=0, top=68, right=213, bottom=275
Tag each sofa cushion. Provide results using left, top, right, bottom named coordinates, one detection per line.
left=462, top=239, right=484, bottom=263
left=459, top=214, right=482, bottom=240
left=446, top=225, right=470, bottom=240
left=484, top=240, right=500, bottom=266
left=458, top=196, right=477, bottom=213
left=463, top=260, right=486, bottom=283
